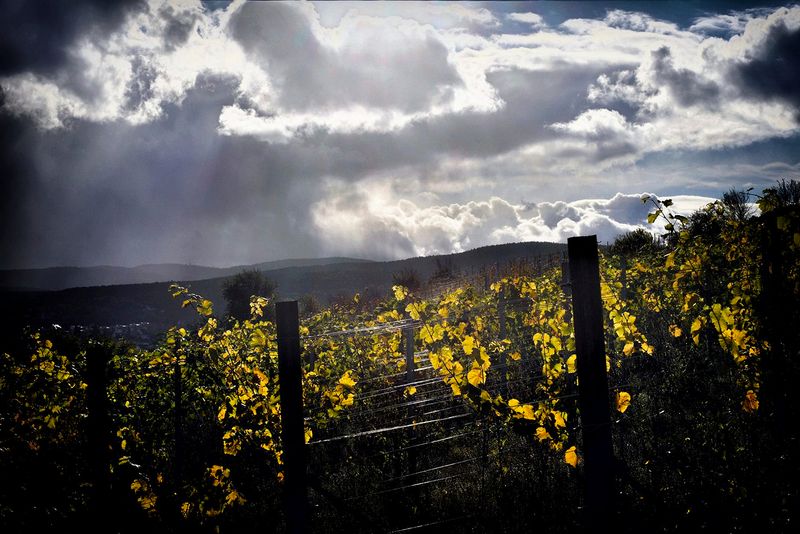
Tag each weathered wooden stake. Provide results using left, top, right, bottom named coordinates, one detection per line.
left=86, top=342, right=112, bottom=528
left=276, top=301, right=309, bottom=534
left=568, top=235, right=614, bottom=530
left=404, top=326, right=415, bottom=382
left=404, top=325, right=418, bottom=478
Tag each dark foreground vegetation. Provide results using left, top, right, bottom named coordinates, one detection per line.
left=1, top=181, right=799, bottom=533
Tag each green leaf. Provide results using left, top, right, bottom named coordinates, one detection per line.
left=647, top=212, right=659, bottom=224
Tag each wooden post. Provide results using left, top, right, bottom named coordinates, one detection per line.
left=404, top=325, right=418, bottom=478
left=86, top=342, right=112, bottom=528
left=758, top=207, right=799, bottom=440
left=568, top=235, right=614, bottom=530
left=276, top=301, right=309, bottom=534
left=404, top=326, right=415, bottom=382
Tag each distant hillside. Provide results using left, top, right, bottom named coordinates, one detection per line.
left=0, top=257, right=371, bottom=291
left=1, top=241, right=565, bottom=345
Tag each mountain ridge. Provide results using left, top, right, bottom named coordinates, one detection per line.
left=0, top=257, right=373, bottom=291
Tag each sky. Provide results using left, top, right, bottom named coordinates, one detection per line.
left=1, top=0, right=798, bottom=269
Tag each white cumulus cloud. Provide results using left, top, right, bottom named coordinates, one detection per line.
left=311, top=189, right=714, bottom=259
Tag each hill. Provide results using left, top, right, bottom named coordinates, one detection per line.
left=0, top=257, right=371, bottom=291
left=1, top=241, right=565, bottom=345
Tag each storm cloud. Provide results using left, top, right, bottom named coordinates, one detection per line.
left=0, top=1, right=798, bottom=268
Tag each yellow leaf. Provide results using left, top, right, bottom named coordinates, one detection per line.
left=462, top=336, right=475, bottom=355
left=338, top=370, right=356, bottom=388
left=566, top=354, right=577, bottom=373
left=304, top=427, right=313, bottom=444
left=742, top=390, right=759, bottom=413
left=521, top=405, right=535, bottom=420
left=552, top=411, right=566, bottom=428
left=405, top=304, right=420, bottom=321
left=197, top=299, right=213, bottom=316
left=616, top=391, right=631, bottom=413
left=250, top=328, right=266, bottom=348
left=217, top=405, right=227, bottom=422
left=393, top=285, right=407, bottom=301
left=467, top=364, right=485, bottom=387
left=510, top=351, right=521, bottom=361
left=623, top=342, right=635, bottom=356
left=669, top=324, right=682, bottom=337
left=535, top=426, right=551, bottom=441
left=691, top=317, right=703, bottom=345
left=404, top=385, right=417, bottom=397
left=564, top=446, right=578, bottom=467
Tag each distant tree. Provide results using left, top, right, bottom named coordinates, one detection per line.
left=299, top=294, right=320, bottom=317
left=683, top=207, right=724, bottom=241
left=722, top=188, right=755, bottom=221
left=609, top=228, right=663, bottom=257
left=758, top=178, right=800, bottom=213
left=428, top=258, right=457, bottom=284
left=392, top=268, right=421, bottom=292
left=222, top=270, right=277, bottom=321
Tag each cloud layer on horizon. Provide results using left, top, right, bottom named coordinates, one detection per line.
left=311, top=190, right=714, bottom=260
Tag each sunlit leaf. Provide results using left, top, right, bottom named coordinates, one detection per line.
left=616, top=391, right=631, bottom=413
left=564, top=446, right=578, bottom=467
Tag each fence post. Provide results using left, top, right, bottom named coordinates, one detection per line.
left=404, top=325, right=418, bottom=479
left=759, top=207, right=800, bottom=440
left=276, top=301, right=309, bottom=534
left=568, top=235, right=614, bottom=530
left=405, top=326, right=415, bottom=382
left=86, top=342, right=112, bottom=528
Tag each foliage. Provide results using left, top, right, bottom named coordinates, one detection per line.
left=222, top=270, right=277, bottom=321
left=2, top=183, right=799, bottom=532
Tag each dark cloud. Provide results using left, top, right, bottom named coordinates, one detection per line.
left=729, top=19, right=800, bottom=111
left=0, top=64, right=612, bottom=268
left=306, top=66, right=609, bottom=180
left=123, top=55, right=158, bottom=112
left=0, top=74, right=333, bottom=268
left=159, top=3, right=199, bottom=51
left=0, top=0, right=145, bottom=75
left=651, top=47, right=721, bottom=107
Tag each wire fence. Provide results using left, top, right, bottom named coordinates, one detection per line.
left=289, top=250, right=588, bottom=532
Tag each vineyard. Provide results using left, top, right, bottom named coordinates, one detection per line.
left=2, top=189, right=800, bottom=533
